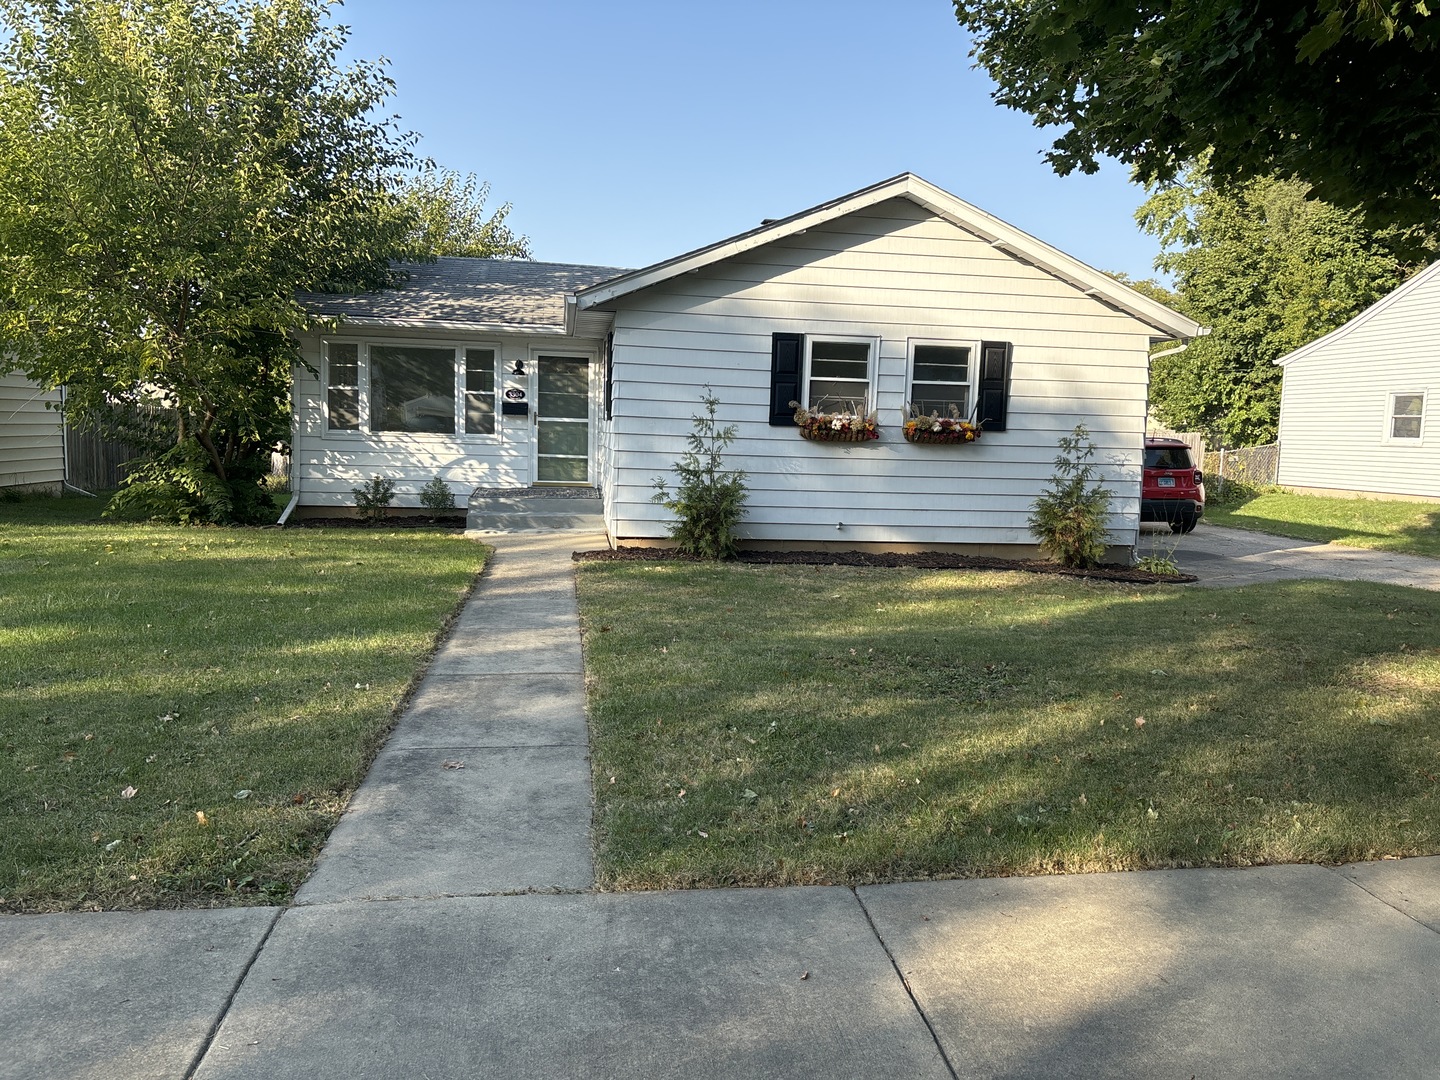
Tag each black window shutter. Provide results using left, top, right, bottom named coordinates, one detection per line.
left=976, top=340, right=1012, bottom=432
left=603, top=331, right=615, bottom=421
left=769, top=332, right=804, bottom=425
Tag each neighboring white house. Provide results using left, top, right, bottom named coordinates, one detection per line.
left=0, top=370, right=64, bottom=494
left=1275, top=260, right=1440, bottom=500
left=292, top=173, right=1200, bottom=554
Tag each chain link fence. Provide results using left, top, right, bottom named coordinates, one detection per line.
left=1203, top=442, right=1279, bottom=498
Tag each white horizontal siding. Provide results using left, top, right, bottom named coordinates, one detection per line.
left=0, top=372, right=63, bottom=487
left=601, top=198, right=1154, bottom=548
left=292, top=329, right=602, bottom=507
left=1277, top=266, right=1440, bottom=498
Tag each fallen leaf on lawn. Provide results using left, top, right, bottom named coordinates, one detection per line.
left=195, top=811, right=209, bottom=826
left=104, top=839, right=122, bottom=852
left=83, top=732, right=94, bottom=741
left=609, top=776, right=616, bottom=784
left=120, top=786, right=137, bottom=799
left=62, top=751, right=76, bottom=762
left=677, top=788, right=686, bottom=799
left=24, top=764, right=40, bottom=772
left=145, top=754, right=157, bottom=763
left=742, top=789, right=758, bottom=801
left=830, top=788, right=841, bottom=798
left=442, top=760, right=465, bottom=770
left=234, top=789, right=253, bottom=800
left=697, top=830, right=709, bottom=838
left=1134, top=717, right=1146, bottom=728
left=1146, top=807, right=1160, bottom=820
left=1150, top=669, right=1168, bottom=676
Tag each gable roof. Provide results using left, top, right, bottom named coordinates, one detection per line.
left=572, top=173, right=1202, bottom=341
left=1275, top=259, right=1440, bottom=368
left=299, top=258, right=628, bottom=334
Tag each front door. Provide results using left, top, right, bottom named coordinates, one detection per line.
left=534, top=355, right=591, bottom=484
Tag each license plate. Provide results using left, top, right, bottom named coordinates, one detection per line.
left=1157, top=476, right=1176, bottom=487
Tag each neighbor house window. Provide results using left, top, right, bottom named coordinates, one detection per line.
left=909, top=342, right=974, bottom=418
left=464, top=348, right=496, bottom=435
left=1389, top=392, right=1425, bottom=440
left=325, top=342, right=360, bottom=431
left=806, top=338, right=874, bottom=413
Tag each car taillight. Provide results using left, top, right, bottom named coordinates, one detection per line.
left=1194, top=469, right=1203, bottom=484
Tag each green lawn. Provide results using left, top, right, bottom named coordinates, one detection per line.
left=0, top=491, right=487, bottom=911
left=577, top=562, right=1440, bottom=889
left=1206, top=490, right=1440, bottom=558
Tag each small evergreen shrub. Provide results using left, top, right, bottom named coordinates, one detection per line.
left=352, top=476, right=396, bottom=525
left=419, top=475, right=456, bottom=519
left=1029, top=424, right=1114, bottom=568
left=651, top=388, right=749, bottom=559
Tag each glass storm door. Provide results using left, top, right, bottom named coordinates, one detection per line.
left=535, top=356, right=591, bottom=484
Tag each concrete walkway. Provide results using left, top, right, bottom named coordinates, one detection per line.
left=4, top=530, right=1440, bottom=1079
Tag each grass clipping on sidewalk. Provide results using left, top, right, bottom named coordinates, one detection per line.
left=578, top=562, right=1440, bottom=889
left=0, top=502, right=485, bottom=912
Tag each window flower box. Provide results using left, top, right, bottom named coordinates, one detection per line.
left=791, top=403, right=880, bottom=442
left=903, top=416, right=981, bottom=444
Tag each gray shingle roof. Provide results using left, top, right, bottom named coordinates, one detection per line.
left=299, top=258, right=630, bottom=330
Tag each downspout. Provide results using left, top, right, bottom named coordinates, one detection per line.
left=58, top=386, right=96, bottom=497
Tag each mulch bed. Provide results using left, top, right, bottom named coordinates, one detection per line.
left=284, top=515, right=468, bottom=530
left=574, top=546, right=1197, bottom=585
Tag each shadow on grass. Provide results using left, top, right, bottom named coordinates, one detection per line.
left=1207, top=491, right=1440, bottom=557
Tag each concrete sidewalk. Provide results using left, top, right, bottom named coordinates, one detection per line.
left=4, top=531, right=1440, bottom=1080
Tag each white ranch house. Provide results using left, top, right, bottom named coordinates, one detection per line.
left=1276, top=259, right=1440, bottom=500
left=291, top=173, right=1200, bottom=554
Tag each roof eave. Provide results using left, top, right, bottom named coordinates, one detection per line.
left=305, top=315, right=574, bottom=336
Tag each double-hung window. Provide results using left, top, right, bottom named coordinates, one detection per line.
left=908, top=341, right=975, bottom=419
left=325, top=342, right=360, bottom=431
left=464, top=348, right=497, bottom=435
left=1389, top=392, right=1425, bottom=441
left=805, top=338, right=874, bottom=414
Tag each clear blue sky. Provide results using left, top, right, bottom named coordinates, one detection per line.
left=338, top=0, right=1165, bottom=281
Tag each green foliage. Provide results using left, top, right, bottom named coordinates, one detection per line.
left=1134, top=537, right=1180, bottom=576
left=400, top=165, right=531, bottom=259
left=1029, top=425, right=1113, bottom=568
left=352, top=476, right=396, bottom=525
left=1138, top=170, right=1407, bottom=446
left=419, top=475, right=456, bottom=518
left=105, top=439, right=272, bottom=524
left=952, top=0, right=1440, bottom=246
left=651, top=389, right=748, bottom=559
left=0, top=0, right=422, bottom=524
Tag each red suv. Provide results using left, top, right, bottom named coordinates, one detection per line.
left=1141, top=437, right=1205, bottom=533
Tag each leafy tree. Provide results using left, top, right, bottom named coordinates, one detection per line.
left=951, top=1, right=1440, bottom=244
left=0, top=0, right=419, bottom=523
left=401, top=166, right=531, bottom=259
left=1137, top=169, right=1406, bottom=445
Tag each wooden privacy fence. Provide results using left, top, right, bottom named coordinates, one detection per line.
left=64, top=426, right=138, bottom=490
left=63, top=426, right=289, bottom=491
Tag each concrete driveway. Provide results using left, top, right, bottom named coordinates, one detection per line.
left=1149, top=522, right=1440, bottom=590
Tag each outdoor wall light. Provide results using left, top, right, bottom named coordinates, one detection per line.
left=512, top=360, right=527, bottom=376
